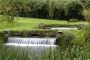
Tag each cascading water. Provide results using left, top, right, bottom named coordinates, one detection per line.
left=5, top=37, right=57, bottom=53
left=50, top=27, right=78, bottom=30
left=5, top=37, right=57, bottom=47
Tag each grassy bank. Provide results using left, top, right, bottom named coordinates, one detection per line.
left=0, top=17, right=89, bottom=60
left=0, top=44, right=90, bottom=60
left=0, top=17, right=87, bottom=31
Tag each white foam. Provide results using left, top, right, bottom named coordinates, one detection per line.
left=50, top=27, right=78, bottom=30
left=7, top=37, right=56, bottom=45
left=5, top=43, right=57, bottom=47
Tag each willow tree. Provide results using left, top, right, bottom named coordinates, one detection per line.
left=80, top=0, right=90, bottom=21
left=0, top=0, right=18, bottom=22
left=48, top=0, right=56, bottom=19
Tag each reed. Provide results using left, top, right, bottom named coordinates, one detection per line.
left=0, top=44, right=90, bottom=60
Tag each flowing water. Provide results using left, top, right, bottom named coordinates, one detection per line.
left=50, top=27, right=78, bottom=30
left=5, top=37, right=57, bottom=53
left=5, top=37, right=56, bottom=46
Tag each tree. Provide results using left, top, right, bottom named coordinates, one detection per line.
left=48, top=0, right=56, bottom=19
left=66, top=1, right=84, bottom=21
left=0, top=0, right=17, bottom=22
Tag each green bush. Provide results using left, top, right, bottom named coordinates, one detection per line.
left=83, top=9, right=90, bottom=21
left=84, top=24, right=90, bottom=42
left=0, top=0, right=17, bottom=22
left=0, top=32, right=6, bottom=43
left=56, top=32, right=75, bottom=49
left=66, top=1, right=85, bottom=21
left=81, top=0, right=90, bottom=9
left=0, top=0, right=88, bottom=20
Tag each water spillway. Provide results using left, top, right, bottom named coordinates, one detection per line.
left=5, top=37, right=57, bottom=47
left=4, top=31, right=58, bottom=56
left=5, top=37, right=57, bottom=54
left=50, top=27, right=78, bottom=30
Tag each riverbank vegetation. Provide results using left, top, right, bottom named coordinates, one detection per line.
left=0, top=0, right=90, bottom=60
left=0, top=17, right=87, bottom=31
left=0, top=0, right=90, bottom=21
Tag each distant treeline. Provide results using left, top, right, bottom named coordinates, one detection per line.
left=0, top=0, right=90, bottom=21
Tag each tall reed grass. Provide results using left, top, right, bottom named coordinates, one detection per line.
left=0, top=44, right=90, bottom=60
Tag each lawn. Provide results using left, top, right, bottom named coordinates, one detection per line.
left=0, top=17, right=87, bottom=31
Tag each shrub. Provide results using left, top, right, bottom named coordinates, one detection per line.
left=66, top=1, right=85, bottom=21
left=39, top=23, right=46, bottom=29
left=0, top=0, right=17, bottom=22
left=0, top=0, right=89, bottom=20
left=56, top=32, right=75, bottom=49
left=29, top=0, right=48, bottom=18
left=48, top=0, right=56, bottom=19
left=0, top=32, right=6, bottom=43
left=54, top=5, right=66, bottom=20
left=83, top=9, right=90, bottom=21
left=84, top=24, right=90, bottom=42
left=81, top=0, right=90, bottom=9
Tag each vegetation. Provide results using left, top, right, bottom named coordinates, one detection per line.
left=56, top=32, right=75, bottom=49
left=0, top=44, right=90, bottom=60
left=66, top=1, right=84, bottom=20
left=0, top=0, right=90, bottom=21
left=0, top=0, right=90, bottom=60
left=84, top=23, right=90, bottom=43
left=4, top=30, right=58, bottom=37
left=0, top=17, right=87, bottom=31
left=0, top=0, right=17, bottom=22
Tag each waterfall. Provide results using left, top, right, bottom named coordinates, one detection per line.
left=50, top=27, right=78, bottom=30
left=5, top=37, right=57, bottom=47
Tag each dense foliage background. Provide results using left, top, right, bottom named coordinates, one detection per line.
left=0, top=0, right=90, bottom=21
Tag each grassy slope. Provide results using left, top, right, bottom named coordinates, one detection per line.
left=0, top=17, right=87, bottom=31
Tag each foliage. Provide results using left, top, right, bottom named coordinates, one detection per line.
left=0, top=32, right=6, bottom=43
left=84, top=23, right=90, bottom=42
left=56, top=32, right=75, bottom=50
left=0, top=0, right=18, bottom=22
left=0, top=17, right=86, bottom=31
left=83, top=9, right=90, bottom=21
left=66, top=1, right=84, bottom=21
left=0, top=44, right=90, bottom=60
left=81, top=0, right=90, bottom=9
left=0, top=0, right=89, bottom=20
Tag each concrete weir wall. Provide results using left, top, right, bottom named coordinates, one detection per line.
left=3, top=30, right=63, bottom=38
left=1, top=30, right=63, bottom=44
left=2, top=30, right=75, bottom=46
left=1, top=30, right=63, bottom=45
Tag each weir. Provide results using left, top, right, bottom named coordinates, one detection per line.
left=50, top=27, right=78, bottom=30
left=5, top=37, right=57, bottom=47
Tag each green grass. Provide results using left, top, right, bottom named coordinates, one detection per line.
left=0, top=45, right=90, bottom=60
left=0, top=17, right=87, bottom=31
left=0, top=17, right=89, bottom=60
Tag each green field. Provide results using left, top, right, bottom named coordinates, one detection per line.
left=0, top=17, right=87, bottom=31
